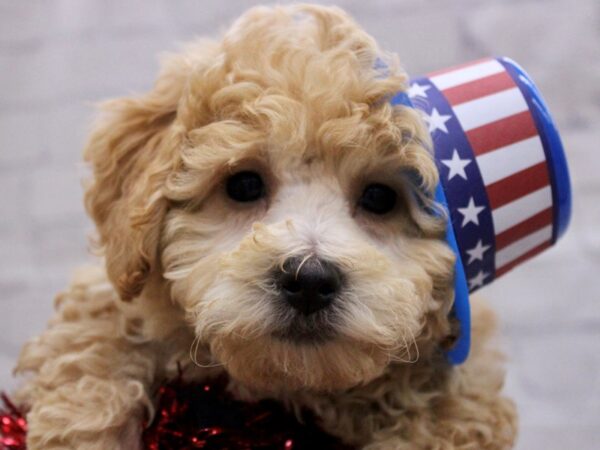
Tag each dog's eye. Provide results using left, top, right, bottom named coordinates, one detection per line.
left=359, top=183, right=397, bottom=215
left=226, top=171, right=265, bottom=202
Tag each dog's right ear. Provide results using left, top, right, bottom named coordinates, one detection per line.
left=83, top=54, right=191, bottom=301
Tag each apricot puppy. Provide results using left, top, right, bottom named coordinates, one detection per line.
left=14, top=5, right=516, bottom=449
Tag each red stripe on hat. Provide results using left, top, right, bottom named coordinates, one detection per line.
left=495, top=207, right=553, bottom=250
left=426, top=57, right=494, bottom=77
left=443, top=71, right=515, bottom=106
left=487, top=162, right=550, bottom=209
left=495, top=241, right=551, bottom=277
left=466, top=111, right=538, bottom=156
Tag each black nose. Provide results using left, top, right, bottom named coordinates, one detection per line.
left=277, top=257, right=341, bottom=316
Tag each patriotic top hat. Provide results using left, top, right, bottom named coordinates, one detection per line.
left=393, top=57, right=572, bottom=364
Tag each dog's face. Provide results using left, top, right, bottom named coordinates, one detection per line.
left=84, top=6, right=455, bottom=392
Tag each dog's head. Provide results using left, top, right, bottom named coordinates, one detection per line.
left=84, top=5, right=456, bottom=392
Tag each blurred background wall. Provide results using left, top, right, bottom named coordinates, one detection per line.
left=1, top=1, right=598, bottom=448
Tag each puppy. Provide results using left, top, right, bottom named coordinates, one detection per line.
left=13, top=5, right=517, bottom=449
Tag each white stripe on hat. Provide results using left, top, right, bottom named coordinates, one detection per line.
left=491, top=186, right=553, bottom=234
left=476, top=136, right=546, bottom=186
left=430, top=59, right=505, bottom=90
left=495, top=225, right=552, bottom=269
left=452, top=88, right=528, bottom=132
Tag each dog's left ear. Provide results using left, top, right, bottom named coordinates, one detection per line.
left=83, top=55, right=190, bottom=301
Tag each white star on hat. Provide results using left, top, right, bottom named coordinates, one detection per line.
left=457, top=197, right=485, bottom=227
left=408, top=83, right=431, bottom=99
left=469, top=270, right=489, bottom=290
left=441, top=149, right=472, bottom=181
left=424, top=108, right=452, bottom=133
left=466, top=240, right=491, bottom=264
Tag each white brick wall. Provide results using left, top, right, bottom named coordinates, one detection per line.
left=1, top=1, right=599, bottom=448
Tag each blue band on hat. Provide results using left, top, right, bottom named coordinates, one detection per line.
left=391, top=91, right=413, bottom=108
left=499, top=57, right=572, bottom=242
left=435, top=184, right=471, bottom=364
left=391, top=93, right=471, bottom=365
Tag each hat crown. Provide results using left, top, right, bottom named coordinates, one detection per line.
left=396, top=57, right=572, bottom=364
left=406, top=57, right=571, bottom=293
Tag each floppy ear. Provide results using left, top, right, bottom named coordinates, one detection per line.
left=83, top=55, right=189, bottom=301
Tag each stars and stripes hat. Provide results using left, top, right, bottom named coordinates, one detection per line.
left=392, top=57, right=572, bottom=364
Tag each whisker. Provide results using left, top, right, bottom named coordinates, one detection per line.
left=295, top=253, right=314, bottom=279
left=188, top=335, right=223, bottom=369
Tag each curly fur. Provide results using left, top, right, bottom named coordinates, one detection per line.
left=13, top=5, right=517, bottom=449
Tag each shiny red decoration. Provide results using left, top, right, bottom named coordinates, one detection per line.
left=142, top=375, right=354, bottom=449
left=0, top=393, right=27, bottom=450
left=1, top=377, right=354, bottom=450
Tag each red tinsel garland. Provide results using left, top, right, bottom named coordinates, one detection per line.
left=1, top=377, right=353, bottom=450
left=0, top=394, right=26, bottom=450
